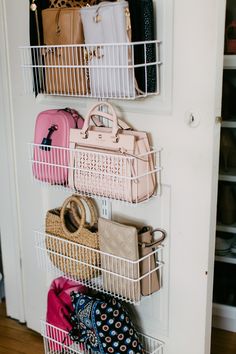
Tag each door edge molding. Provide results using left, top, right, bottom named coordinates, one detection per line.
left=0, top=0, right=25, bottom=322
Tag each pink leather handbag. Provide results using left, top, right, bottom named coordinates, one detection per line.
left=33, top=108, right=84, bottom=185
left=69, top=102, right=157, bottom=202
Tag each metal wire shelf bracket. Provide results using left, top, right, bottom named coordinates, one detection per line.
left=41, top=321, right=165, bottom=354
left=29, top=143, right=162, bottom=205
left=101, top=199, right=112, bottom=219
left=19, top=41, right=161, bottom=100
left=35, top=230, right=164, bottom=305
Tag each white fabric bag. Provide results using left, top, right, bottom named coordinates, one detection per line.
left=80, top=1, right=136, bottom=98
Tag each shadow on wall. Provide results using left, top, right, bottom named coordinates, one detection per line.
left=0, top=234, right=5, bottom=301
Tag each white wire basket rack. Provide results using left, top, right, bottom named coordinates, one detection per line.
left=35, top=230, right=164, bottom=305
left=19, top=41, right=161, bottom=100
left=29, top=143, right=162, bottom=204
left=41, top=321, right=164, bottom=354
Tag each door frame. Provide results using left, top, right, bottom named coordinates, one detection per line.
left=205, top=0, right=227, bottom=352
left=0, top=0, right=25, bottom=322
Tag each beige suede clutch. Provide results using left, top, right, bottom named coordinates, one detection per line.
left=98, top=218, right=140, bottom=303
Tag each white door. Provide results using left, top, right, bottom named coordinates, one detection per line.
left=0, top=0, right=226, bottom=353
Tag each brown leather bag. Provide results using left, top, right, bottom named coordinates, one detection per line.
left=42, top=7, right=87, bottom=95
left=138, top=227, right=166, bottom=296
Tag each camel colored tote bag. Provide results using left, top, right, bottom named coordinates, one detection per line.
left=42, top=7, right=87, bottom=95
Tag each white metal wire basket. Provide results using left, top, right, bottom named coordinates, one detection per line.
left=35, top=231, right=164, bottom=305
left=29, top=143, right=162, bottom=204
left=41, top=321, right=165, bottom=354
left=20, top=41, right=161, bottom=99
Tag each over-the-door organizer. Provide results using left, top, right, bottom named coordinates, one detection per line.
left=21, top=0, right=161, bottom=100
left=36, top=195, right=165, bottom=304
left=30, top=102, right=161, bottom=204
left=25, top=1, right=165, bottom=353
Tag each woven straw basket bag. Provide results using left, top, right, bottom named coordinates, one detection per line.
left=45, top=195, right=100, bottom=280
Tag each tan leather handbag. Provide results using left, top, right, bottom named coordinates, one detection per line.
left=45, top=195, right=100, bottom=280
left=138, top=227, right=166, bottom=296
left=69, top=102, right=157, bottom=203
left=42, top=7, right=87, bottom=95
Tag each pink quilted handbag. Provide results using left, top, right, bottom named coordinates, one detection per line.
left=69, top=102, right=157, bottom=202
left=33, top=108, right=84, bottom=184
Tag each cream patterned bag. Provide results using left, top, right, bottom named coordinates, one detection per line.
left=68, top=102, right=156, bottom=202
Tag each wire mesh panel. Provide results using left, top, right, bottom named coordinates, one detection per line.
left=19, top=41, right=161, bottom=99
left=41, top=321, right=165, bottom=354
left=35, top=231, right=164, bottom=305
left=29, top=143, right=162, bottom=204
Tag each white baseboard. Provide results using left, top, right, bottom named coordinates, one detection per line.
left=212, top=303, right=236, bottom=332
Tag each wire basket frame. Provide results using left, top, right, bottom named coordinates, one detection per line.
left=19, top=41, right=161, bottom=100
left=35, top=231, right=164, bottom=305
left=41, top=321, right=164, bottom=354
left=29, top=143, right=162, bottom=204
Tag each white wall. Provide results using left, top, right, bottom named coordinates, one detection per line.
left=0, top=0, right=226, bottom=353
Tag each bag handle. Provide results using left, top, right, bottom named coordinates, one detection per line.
left=92, top=114, right=131, bottom=131
left=60, top=195, right=86, bottom=238
left=55, top=8, right=62, bottom=35
left=80, top=102, right=119, bottom=142
left=70, top=195, right=98, bottom=228
left=139, top=228, right=166, bottom=249
left=62, top=108, right=84, bottom=128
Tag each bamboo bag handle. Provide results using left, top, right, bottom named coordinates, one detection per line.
left=70, top=195, right=98, bottom=228
left=60, top=195, right=86, bottom=238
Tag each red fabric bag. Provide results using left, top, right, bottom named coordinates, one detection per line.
left=46, top=277, right=87, bottom=351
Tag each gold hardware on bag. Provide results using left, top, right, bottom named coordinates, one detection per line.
left=30, top=0, right=37, bottom=11
left=94, top=14, right=101, bottom=23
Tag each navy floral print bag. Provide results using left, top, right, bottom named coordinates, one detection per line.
left=69, top=292, right=144, bottom=354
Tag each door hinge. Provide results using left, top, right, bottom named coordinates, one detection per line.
left=216, top=116, right=223, bottom=124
